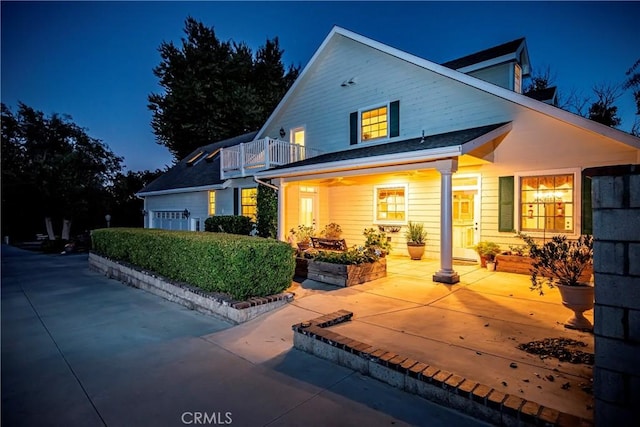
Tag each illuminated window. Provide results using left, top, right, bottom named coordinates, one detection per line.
left=241, top=188, right=257, bottom=221
left=520, top=174, right=574, bottom=233
left=374, top=185, right=407, bottom=223
left=514, top=63, right=522, bottom=94
left=292, top=128, right=305, bottom=146
left=208, top=191, right=216, bottom=216
left=361, top=106, right=388, bottom=141
left=205, top=148, right=220, bottom=162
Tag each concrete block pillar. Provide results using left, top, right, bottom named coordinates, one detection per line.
left=585, top=164, right=640, bottom=426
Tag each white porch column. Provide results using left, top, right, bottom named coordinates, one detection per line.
left=276, top=178, right=287, bottom=241
left=433, top=158, right=460, bottom=284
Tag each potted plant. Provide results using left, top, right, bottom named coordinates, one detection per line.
left=474, top=241, right=501, bottom=269
left=320, top=223, right=342, bottom=240
left=528, top=234, right=594, bottom=330
left=363, top=228, right=392, bottom=257
left=404, top=221, right=427, bottom=260
left=289, top=225, right=316, bottom=252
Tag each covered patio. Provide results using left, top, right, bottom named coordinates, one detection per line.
left=288, top=254, right=595, bottom=421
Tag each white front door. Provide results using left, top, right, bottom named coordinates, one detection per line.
left=452, top=175, right=481, bottom=260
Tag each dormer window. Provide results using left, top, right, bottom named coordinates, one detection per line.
left=514, top=63, right=522, bottom=94
left=350, top=101, right=400, bottom=145
left=186, top=151, right=205, bottom=166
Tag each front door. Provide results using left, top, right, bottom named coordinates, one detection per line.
left=452, top=175, right=481, bottom=260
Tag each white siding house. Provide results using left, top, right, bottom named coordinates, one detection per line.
left=137, top=26, right=640, bottom=283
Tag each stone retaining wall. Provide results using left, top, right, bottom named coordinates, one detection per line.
left=89, top=252, right=293, bottom=324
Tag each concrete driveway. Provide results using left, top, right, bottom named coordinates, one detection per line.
left=1, top=245, right=488, bottom=427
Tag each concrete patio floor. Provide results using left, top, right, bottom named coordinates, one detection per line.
left=286, top=254, right=595, bottom=421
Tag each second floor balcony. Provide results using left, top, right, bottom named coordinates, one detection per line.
left=220, top=137, right=323, bottom=179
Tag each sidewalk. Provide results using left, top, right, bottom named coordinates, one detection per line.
left=282, top=255, right=594, bottom=421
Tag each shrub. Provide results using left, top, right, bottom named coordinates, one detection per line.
left=91, top=228, right=295, bottom=300
left=405, top=221, right=427, bottom=244
left=310, top=246, right=380, bottom=265
left=363, top=228, right=392, bottom=255
left=256, top=184, right=277, bottom=238
left=205, top=215, right=253, bottom=235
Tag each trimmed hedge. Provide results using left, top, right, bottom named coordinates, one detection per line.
left=91, top=228, right=295, bottom=300
left=205, top=215, right=253, bottom=235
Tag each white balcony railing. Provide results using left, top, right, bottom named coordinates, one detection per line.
left=220, top=137, right=323, bottom=179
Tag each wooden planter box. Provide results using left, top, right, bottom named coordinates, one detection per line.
left=307, top=258, right=387, bottom=287
left=495, top=254, right=593, bottom=281
left=495, top=254, right=534, bottom=274
left=295, top=257, right=308, bottom=279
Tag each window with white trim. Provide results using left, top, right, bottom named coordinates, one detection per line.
left=520, top=173, right=575, bottom=233
left=208, top=191, right=216, bottom=216
left=241, top=188, right=257, bottom=221
left=361, top=106, right=388, bottom=141
left=374, top=185, right=407, bottom=224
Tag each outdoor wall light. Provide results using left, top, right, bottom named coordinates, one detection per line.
left=182, top=209, right=190, bottom=219
left=105, top=214, right=112, bottom=228
left=141, top=209, right=148, bottom=216
left=279, top=127, right=286, bottom=138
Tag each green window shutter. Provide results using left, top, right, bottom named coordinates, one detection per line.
left=498, top=176, right=515, bottom=232
left=349, top=111, right=358, bottom=145
left=233, top=188, right=239, bottom=215
left=581, top=174, right=593, bottom=235
left=389, top=100, right=400, bottom=137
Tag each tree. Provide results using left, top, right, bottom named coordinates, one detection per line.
left=524, top=65, right=556, bottom=94
left=108, top=169, right=165, bottom=227
left=1, top=102, right=123, bottom=241
left=148, top=17, right=300, bottom=161
left=587, top=83, right=622, bottom=127
left=624, top=58, right=640, bottom=135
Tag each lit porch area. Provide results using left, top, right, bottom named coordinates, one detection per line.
left=288, top=254, right=594, bottom=421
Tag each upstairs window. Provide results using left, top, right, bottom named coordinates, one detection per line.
left=514, top=63, right=522, bottom=94
left=350, top=100, right=400, bottom=145
left=186, top=151, right=204, bottom=166
left=362, top=106, right=388, bottom=141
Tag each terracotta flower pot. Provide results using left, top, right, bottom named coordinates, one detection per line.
left=557, top=283, right=594, bottom=330
left=406, top=243, right=425, bottom=260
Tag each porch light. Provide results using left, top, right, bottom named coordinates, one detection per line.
left=279, top=127, right=286, bottom=138
left=182, top=209, right=190, bottom=219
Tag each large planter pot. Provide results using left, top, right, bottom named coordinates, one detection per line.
left=557, top=283, right=595, bottom=331
left=307, top=258, right=387, bottom=287
left=406, top=243, right=426, bottom=260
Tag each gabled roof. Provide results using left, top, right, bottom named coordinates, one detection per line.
left=136, top=132, right=258, bottom=196
left=257, top=123, right=512, bottom=179
left=257, top=27, right=639, bottom=150
left=442, top=37, right=529, bottom=74
left=524, top=86, right=558, bottom=105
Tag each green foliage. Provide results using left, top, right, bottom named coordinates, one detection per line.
left=473, top=241, right=501, bottom=260
left=256, top=184, right=277, bottom=238
left=205, top=215, right=253, bottom=235
left=1, top=102, right=123, bottom=239
left=404, top=221, right=427, bottom=244
left=320, top=223, right=342, bottom=239
left=363, top=228, right=392, bottom=255
left=525, top=234, right=594, bottom=295
left=309, top=246, right=381, bottom=265
left=289, top=224, right=316, bottom=244
left=148, top=16, right=300, bottom=161
left=91, top=228, right=295, bottom=300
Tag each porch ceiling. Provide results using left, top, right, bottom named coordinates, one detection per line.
left=256, top=122, right=511, bottom=181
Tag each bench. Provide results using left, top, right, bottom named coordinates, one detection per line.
left=310, top=237, right=347, bottom=252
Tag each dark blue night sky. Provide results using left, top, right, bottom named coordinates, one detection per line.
left=2, top=1, right=638, bottom=171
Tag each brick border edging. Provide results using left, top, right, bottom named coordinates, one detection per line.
left=89, top=252, right=293, bottom=324
left=292, top=310, right=593, bottom=427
